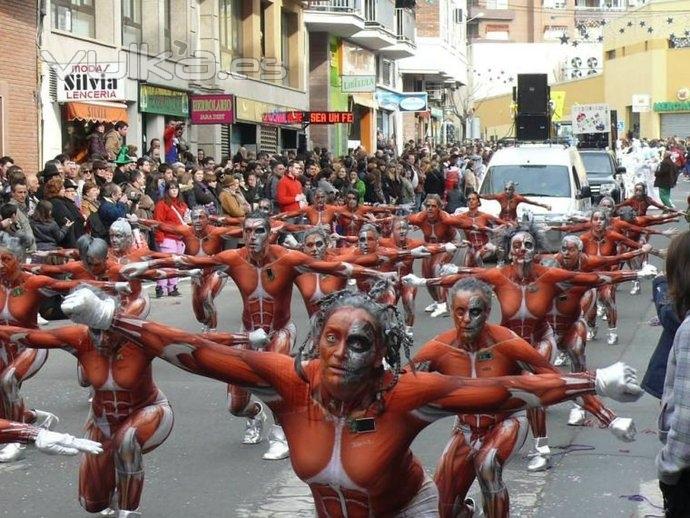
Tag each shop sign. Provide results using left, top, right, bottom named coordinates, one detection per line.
left=56, top=63, right=125, bottom=102
left=139, top=84, right=189, bottom=117
left=308, top=112, right=354, bottom=124
left=262, top=111, right=305, bottom=125
left=237, top=98, right=303, bottom=125
left=375, top=90, right=428, bottom=112
left=341, top=75, right=376, bottom=93
left=653, top=101, right=690, bottom=113
left=260, top=111, right=354, bottom=125
left=341, top=41, right=376, bottom=77
left=190, top=94, right=234, bottom=125
left=632, top=94, right=651, bottom=113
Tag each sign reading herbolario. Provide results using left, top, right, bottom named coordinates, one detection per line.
left=190, top=94, right=234, bottom=125
left=56, top=63, right=126, bottom=102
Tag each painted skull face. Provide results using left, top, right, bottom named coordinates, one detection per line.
left=451, top=290, right=490, bottom=343
left=319, top=307, right=382, bottom=399
left=504, top=182, right=516, bottom=197
left=0, top=250, right=20, bottom=280
left=509, top=231, right=536, bottom=263
left=110, top=229, right=132, bottom=254
left=599, top=198, right=614, bottom=214
left=346, top=193, right=359, bottom=210
left=392, top=220, right=410, bottom=245
left=83, top=253, right=108, bottom=277
left=634, top=184, right=645, bottom=198
left=304, top=233, right=327, bottom=259
left=424, top=199, right=440, bottom=218
left=467, top=193, right=481, bottom=210
left=314, top=191, right=326, bottom=209
left=358, top=229, right=378, bottom=254
left=257, top=201, right=272, bottom=216
left=560, top=238, right=581, bottom=267
left=243, top=218, right=270, bottom=254
left=191, top=209, right=209, bottom=233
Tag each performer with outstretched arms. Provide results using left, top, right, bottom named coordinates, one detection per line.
left=62, top=286, right=642, bottom=518
left=0, top=417, right=102, bottom=455
left=120, top=211, right=395, bottom=460
left=479, top=181, right=551, bottom=223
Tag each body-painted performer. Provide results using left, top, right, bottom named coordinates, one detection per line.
left=455, top=192, right=507, bottom=266
left=615, top=182, right=674, bottom=216
left=412, top=277, right=635, bottom=518
left=0, top=243, right=128, bottom=462
left=407, top=194, right=488, bottom=318
left=0, top=318, right=265, bottom=518
left=0, top=417, right=102, bottom=455
left=26, top=234, right=195, bottom=319
left=120, top=212, right=395, bottom=460
left=403, top=225, right=651, bottom=471
left=479, top=181, right=551, bottom=223
left=63, top=286, right=643, bottom=518
left=335, top=189, right=396, bottom=238
left=273, top=189, right=363, bottom=229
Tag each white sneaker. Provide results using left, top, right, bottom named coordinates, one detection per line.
left=568, top=406, right=586, bottom=426
left=37, top=315, right=49, bottom=326
left=596, top=304, right=605, bottom=318
left=242, top=404, right=266, bottom=445
left=587, top=325, right=598, bottom=341
left=430, top=302, right=449, bottom=318
left=99, top=509, right=116, bottom=517
left=117, top=511, right=141, bottom=518
left=527, top=446, right=551, bottom=472
left=404, top=325, right=414, bottom=338
left=554, top=352, right=570, bottom=367
left=263, top=425, right=290, bottom=460
left=0, top=443, right=26, bottom=463
left=607, top=331, right=618, bottom=345
left=424, top=302, right=438, bottom=313
left=630, top=280, right=641, bottom=295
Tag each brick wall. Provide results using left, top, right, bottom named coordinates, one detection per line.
left=416, top=1, right=439, bottom=38
left=0, top=2, right=39, bottom=172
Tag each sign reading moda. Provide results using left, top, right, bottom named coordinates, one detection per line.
left=190, top=94, right=234, bottom=125
left=56, top=63, right=125, bottom=102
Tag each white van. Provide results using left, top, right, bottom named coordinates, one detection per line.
left=476, top=144, right=591, bottom=250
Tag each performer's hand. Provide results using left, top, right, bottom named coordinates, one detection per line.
left=402, top=274, right=427, bottom=287
left=126, top=214, right=138, bottom=223
left=595, top=362, right=642, bottom=403
left=410, top=246, right=431, bottom=258
left=443, top=242, right=457, bottom=254
left=609, top=417, right=636, bottom=442
left=62, top=288, right=116, bottom=330
left=35, top=429, right=103, bottom=456
left=32, top=250, right=51, bottom=258
left=378, top=271, right=398, bottom=283
left=636, top=262, right=658, bottom=280
left=641, top=243, right=653, bottom=253
left=187, top=268, right=203, bottom=278
left=114, top=282, right=133, bottom=295
left=248, top=328, right=269, bottom=349
left=439, top=263, right=460, bottom=276
left=282, top=234, right=300, bottom=249
left=662, top=227, right=679, bottom=236
left=120, top=261, right=151, bottom=279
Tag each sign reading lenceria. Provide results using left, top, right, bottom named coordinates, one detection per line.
left=653, top=101, right=690, bottom=113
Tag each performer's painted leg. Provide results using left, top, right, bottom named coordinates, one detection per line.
left=435, top=425, right=476, bottom=518
left=527, top=326, right=556, bottom=472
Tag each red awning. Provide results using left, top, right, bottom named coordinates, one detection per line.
left=65, top=102, right=128, bottom=124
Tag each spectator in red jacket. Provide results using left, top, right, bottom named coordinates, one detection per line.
left=276, top=160, right=306, bottom=213
left=153, top=180, right=188, bottom=297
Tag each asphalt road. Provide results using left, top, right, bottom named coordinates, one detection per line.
left=2, top=185, right=687, bottom=518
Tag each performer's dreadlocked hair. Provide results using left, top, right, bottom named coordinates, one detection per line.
left=500, top=220, right=546, bottom=257
left=294, top=283, right=413, bottom=386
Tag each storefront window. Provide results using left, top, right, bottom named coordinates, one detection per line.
left=122, top=0, right=142, bottom=46
left=52, top=0, right=95, bottom=39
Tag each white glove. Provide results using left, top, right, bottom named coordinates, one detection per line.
left=35, top=429, right=104, bottom=456
left=378, top=271, right=398, bottom=283
left=114, top=282, right=132, bottom=295
left=283, top=234, right=300, bottom=249
left=187, top=268, right=203, bottom=278
left=410, top=246, right=431, bottom=258
left=120, top=261, right=151, bottom=279
left=595, top=362, right=642, bottom=403
left=636, top=262, right=658, bottom=280
left=61, top=288, right=116, bottom=330
left=248, top=328, right=269, bottom=349
left=609, top=417, right=636, bottom=442
left=439, top=263, right=460, bottom=276
left=443, top=242, right=458, bottom=254
left=641, top=243, right=653, bottom=253
left=663, top=227, right=678, bottom=236
left=402, top=274, right=427, bottom=287
left=295, top=194, right=306, bottom=202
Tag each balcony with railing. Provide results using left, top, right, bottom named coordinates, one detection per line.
left=469, top=0, right=515, bottom=21
left=351, top=0, right=398, bottom=50
left=381, top=8, right=416, bottom=59
left=574, top=0, right=628, bottom=9
left=304, top=0, right=366, bottom=37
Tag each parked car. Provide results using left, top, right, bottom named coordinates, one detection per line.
left=477, top=144, right=591, bottom=251
left=579, top=149, right=626, bottom=204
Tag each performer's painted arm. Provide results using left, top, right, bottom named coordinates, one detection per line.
left=610, top=230, right=664, bottom=257
left=201, top=329, right=269, bottom=348
left=545, top=267, right=650, bottom=289
left=516, top=194, right=551, bottom=211
left=24, top=261, right=83, bottom=277
left=272, top=209, right=307, bottom=221
left=31, top=248, right=80, bottom=261
left=403, top=265, right=490, bottom=288
left=587, top=246, right=651, bottom=269
left=0, top=418, right=102, bottom=455
left=547, top=222, right=590, bottom=233
left=128, top=267, right=203, bottom=281
left=120, top=251, right=235, bottom=278
left=294, top=251, right=396, bottom=281
left=638, top=213, right=681, bottom=226
left=209, top=215, right=244, bottom=226
left=442, top=213, right=493, bottom=233
left=415, top=362, right=641, bottom=416
left=131, top=217, right=188, bottom=238
left=28, top=274, right=130, bottom=296
left=647, top=196, right=673, bottom=212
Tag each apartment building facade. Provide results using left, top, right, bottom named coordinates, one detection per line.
left=397, top=0, right=469, bottom=144
left=305, top=0, right=416, bottom=154
left=41, top=0, right=309, bottom=164
left=0, top=1, right=40, bottom=171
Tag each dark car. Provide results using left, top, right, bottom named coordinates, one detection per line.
left=580, top=150, right=626, bottom=203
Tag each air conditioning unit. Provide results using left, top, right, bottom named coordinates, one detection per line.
left=454, top=8, right=464, bottom=24
left=570, top=69, right=583, bottom=78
